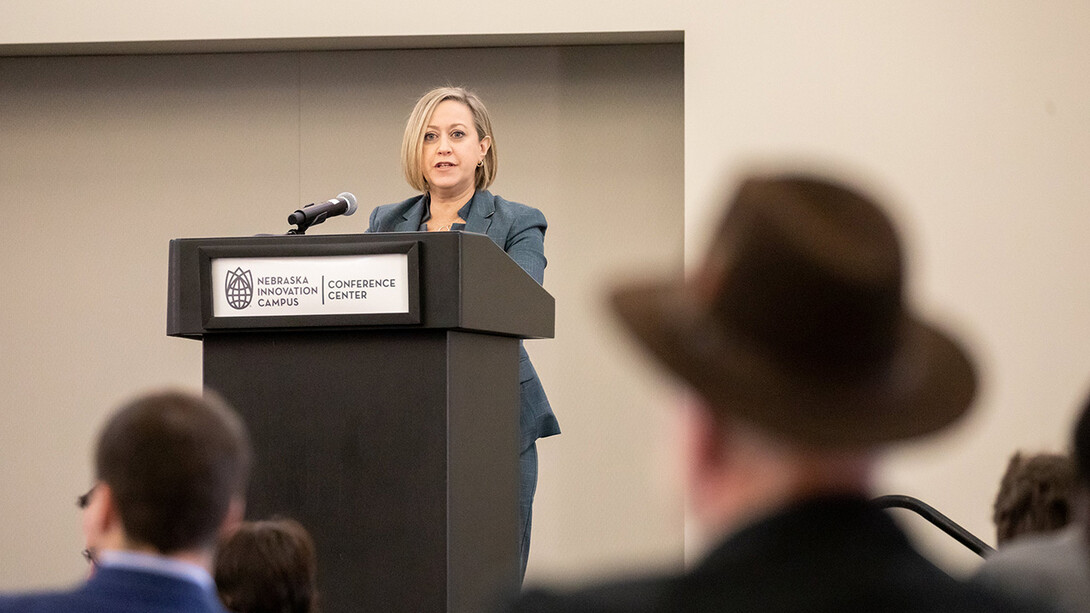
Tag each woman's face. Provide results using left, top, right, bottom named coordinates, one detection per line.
left=421, top=100, right=491, bottom=199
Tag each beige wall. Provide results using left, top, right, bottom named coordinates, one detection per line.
left=3, top=0, right=1090, bottom=591
left=0, top=44, right=685, bottom=589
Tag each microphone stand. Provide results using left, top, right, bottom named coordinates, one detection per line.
left=287, top=212, right=323, bottom=235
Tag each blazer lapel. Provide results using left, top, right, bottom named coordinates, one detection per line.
left=394, top=196, right=427, bottom=232
left=462, top=190, right=495, bottom=237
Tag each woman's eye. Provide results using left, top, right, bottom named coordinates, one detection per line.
left=423, top=132, right=437, bottom=142
left=451, top=130, right=465, bottom=139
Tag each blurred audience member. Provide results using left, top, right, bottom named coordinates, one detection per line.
left=993, top=451, right=1077, bottom=546
left=504, top=172, right=1050, bottom=613
left=975, top=392, right=1090, bottom=613
left=0, top=389, right=251, bottom=613
left=76, top=485, right=98, bottom=572
left=215, top=518, right=319, bottom=613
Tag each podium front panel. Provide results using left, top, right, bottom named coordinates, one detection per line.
left=203, top=329, right=519, bottom=613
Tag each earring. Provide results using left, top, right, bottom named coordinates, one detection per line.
left=477, top=160, right=484, bottom=167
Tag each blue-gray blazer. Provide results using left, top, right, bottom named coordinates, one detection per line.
left=367, top=189, right=561, bottom=451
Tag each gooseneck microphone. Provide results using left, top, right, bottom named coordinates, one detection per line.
left=288, top=192, right=358, bottom=228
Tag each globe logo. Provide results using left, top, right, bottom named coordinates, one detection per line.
left=225, top=268, right=254, bottom=310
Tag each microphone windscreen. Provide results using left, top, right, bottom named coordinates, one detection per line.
left=339, top=192, right=358, bottom=216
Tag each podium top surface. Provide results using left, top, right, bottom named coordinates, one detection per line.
left=167, top=231, right=554, bottom=340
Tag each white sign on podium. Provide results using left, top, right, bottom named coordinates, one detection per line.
left=210, top=253, right=410, bottom=317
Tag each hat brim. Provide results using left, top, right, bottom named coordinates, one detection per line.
left=610, top=279, right=977, bottom=448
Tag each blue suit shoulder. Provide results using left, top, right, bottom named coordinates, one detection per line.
left=0, top=567, right=228, bottom=613
left=487, top=192, right=539, bottom=213
left=487, top=192, right=548, bottom=228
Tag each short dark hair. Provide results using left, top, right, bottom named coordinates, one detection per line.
left=95, top=389, right=252, bottom=553
left=992, top=451, right=1077, bottom=545
left=215, top=518, right=319, bottom=613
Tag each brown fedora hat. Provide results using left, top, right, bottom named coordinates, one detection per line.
left=610, top=174, right=977, bottom=448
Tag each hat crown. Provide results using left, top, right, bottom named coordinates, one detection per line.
left=610, top=171, right=977, bottom=447
left=698, top=177, right=905, bottom=376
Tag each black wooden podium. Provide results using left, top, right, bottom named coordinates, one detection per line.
left=167, top=231, right=553, bottom=613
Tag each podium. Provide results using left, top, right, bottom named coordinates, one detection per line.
left=167, top=231, right=554, bottom=613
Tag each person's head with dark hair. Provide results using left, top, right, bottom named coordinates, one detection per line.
left=214, top=518, right=319, bottom=613
left=1073, top=392, right=1090, bottom=486
left=992, top=451, right=1078, bottom=546
left=0, top=389, right=255, bottom=611
left=83, top=389, right=252, bottom=562
left=972, top=391, right=1090, bottom=613
left=1069, top=389, right=1090, bottom=536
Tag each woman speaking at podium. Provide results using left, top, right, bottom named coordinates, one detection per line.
left=366, top=86, right=561, bottom=580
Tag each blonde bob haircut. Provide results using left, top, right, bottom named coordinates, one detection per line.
left=401, top=86, right=497, bottom=193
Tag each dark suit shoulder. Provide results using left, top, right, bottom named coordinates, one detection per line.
left=504, top=496, right=1057, bottom=613
left=508, top=575, right=672, bottom=613
left=507, top=574, right=1054, bottom=613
